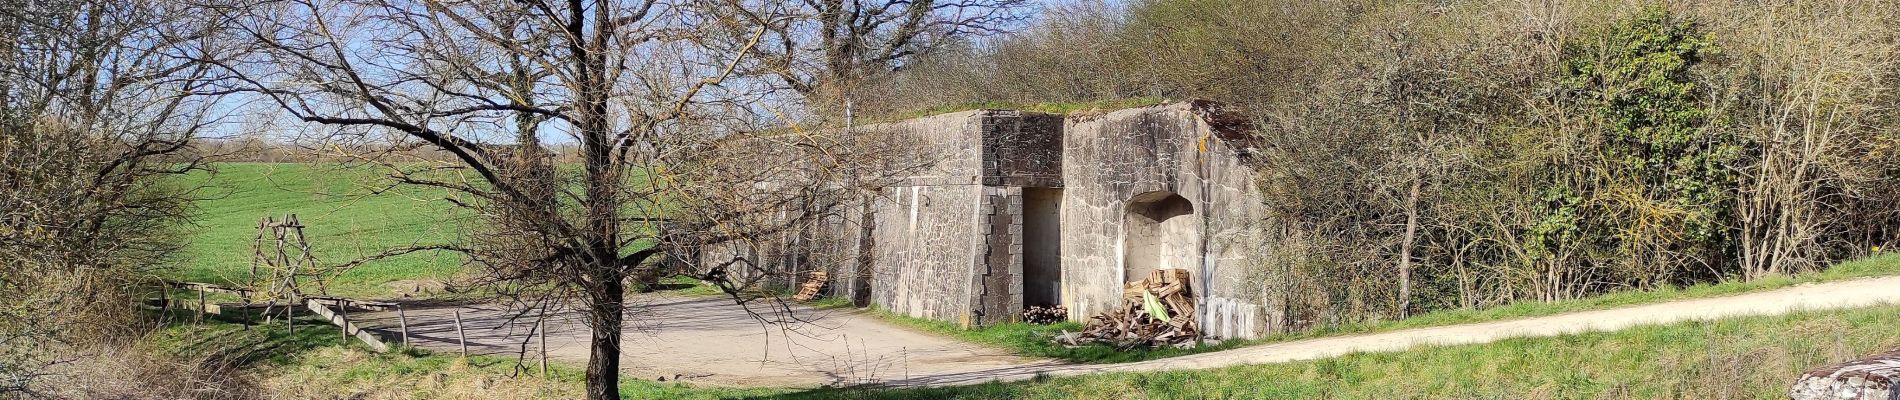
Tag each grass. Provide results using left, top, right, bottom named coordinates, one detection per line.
left=845, top=254, right=1900, bottom=365
left=141, top=255, right=1900, bottom=399
left=875, top=97, right=1169, bottom=123
left=176, top=163, right=468, bottom=299
left=181, top=300, right=1900, bottom=399
left=782, top=303, right=1900, bottom=399
left=1275, top=253, right=1900, bottom=340
left=149, top=314, right=786, bottom=399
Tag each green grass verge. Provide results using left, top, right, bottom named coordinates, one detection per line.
left=875, top=97, right=1169, bottom=123
left=783, top=303, right=1900, bottom=399
left=176, top=163, right=467, bottom=299
left=1277, top=253, right=1900, bottom=341
left=143, top=255, right=1900, bottom=398
left=853, top=254, right=1900, bottom=364
left=150, top=315, right=785, bottom=399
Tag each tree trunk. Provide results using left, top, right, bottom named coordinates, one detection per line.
left=584, top=270, right=625, bottom=400
left=1397, top=176, right=1422, bottom=318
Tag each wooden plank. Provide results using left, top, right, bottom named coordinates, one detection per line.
left=303, top=299, right=390, bottom=353
left=147, top=298, right=224, bottom=315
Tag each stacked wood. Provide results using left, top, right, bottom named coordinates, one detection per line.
left=1070, top=269, right=1198, bottom=348
left=1791, top=348, right=1900, bottom=400
left=1021, top=305, right=1068, bottom=325
left=792, top=271, right=829, bottom=301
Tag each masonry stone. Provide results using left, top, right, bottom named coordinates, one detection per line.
left=715, top=101, right=1278, bottom=338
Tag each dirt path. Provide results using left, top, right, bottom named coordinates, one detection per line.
left=356, top=276, right=1900, bottom=389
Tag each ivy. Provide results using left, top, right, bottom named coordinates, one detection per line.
left=1548, top=7, right=1738, bottom=275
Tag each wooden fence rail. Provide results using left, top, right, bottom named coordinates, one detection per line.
left=147, top=280, right=402, bottom=353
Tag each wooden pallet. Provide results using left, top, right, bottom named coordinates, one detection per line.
left=792, top=271, right=829, bottom=301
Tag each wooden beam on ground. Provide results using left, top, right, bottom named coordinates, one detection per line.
left=303, top=299, right=390, bottom=353
left=145, top=298, right=223, bottom=315
left=304, top=296, right=397, bottom=311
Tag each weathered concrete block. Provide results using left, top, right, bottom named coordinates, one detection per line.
left=844, top=103, right=1275, bottom=337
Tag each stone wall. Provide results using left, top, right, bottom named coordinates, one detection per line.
left=1058, top=102, right=1274, bottom=339
left=707, top=102, right=1278, bottom=338
left=863, top=110, right=1062, bottom=327
left=869, top=184, right=987, bottom=323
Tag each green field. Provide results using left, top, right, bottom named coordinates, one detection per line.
left=177, top=163, right=468, bottom=299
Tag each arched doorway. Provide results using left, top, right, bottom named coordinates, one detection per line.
left=1122, top=191, right=1196, bottom=283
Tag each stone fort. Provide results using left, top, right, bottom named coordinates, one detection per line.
left=710, top=101, right=1278, bottom=340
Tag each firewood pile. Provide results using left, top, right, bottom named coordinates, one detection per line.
left=1065, top=269, right=1198, bottom=349
left=1020, top=305, right=1068, bottom=324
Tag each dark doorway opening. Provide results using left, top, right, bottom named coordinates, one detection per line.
left=1023, top=188, right=1063, bottom=307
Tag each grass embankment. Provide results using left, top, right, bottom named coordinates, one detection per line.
left=1298, top=253, right=1900, bottom=337
left=177, top=163, right=466, bottom=299
left=794, top=304, right=1900, bottom=399
left=864, top=254, right=1900, bottom=364
left=155, top=300, right=1900, bottom=399
left=152, top=314, right=784, bottom=399
left=875, top=97, right=1169, bottom=123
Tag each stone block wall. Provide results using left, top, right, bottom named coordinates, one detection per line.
left=863, top=110, right=1061, bottom=327
left=711, top=102, right=1278, bottom=338
left=971, top=186, right=1024, bottom=326
left=1058, top=102, right=1275, bottom=339
left=869, top=184, right=987, bottom=323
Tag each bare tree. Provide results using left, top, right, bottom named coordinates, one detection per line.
left=206, top=0, right=924, bottom=397
left=713, top=0, right=1031, bottom=117
left=0, top=0, right=237, bottom=395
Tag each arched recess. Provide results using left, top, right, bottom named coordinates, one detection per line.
left=1121, top=191, right=1197, bottom=283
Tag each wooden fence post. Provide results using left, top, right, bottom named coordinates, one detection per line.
left=241, top=297, right=252, bottom=330
left=453, top=310, right=467, bottom=357
left=196, top=286, right=207, bottom=324
left=539, top=315, right=549, bottom=375
left=338, top=300, right=350, bottom=339
left=397, top=305, right=410, bottom=347
left=286, top=301, right=295, bottom=334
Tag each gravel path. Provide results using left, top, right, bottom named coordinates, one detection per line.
left=355, top=276, right=1900, bottom=389
left=353, top=292, right=1050, bottom=387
